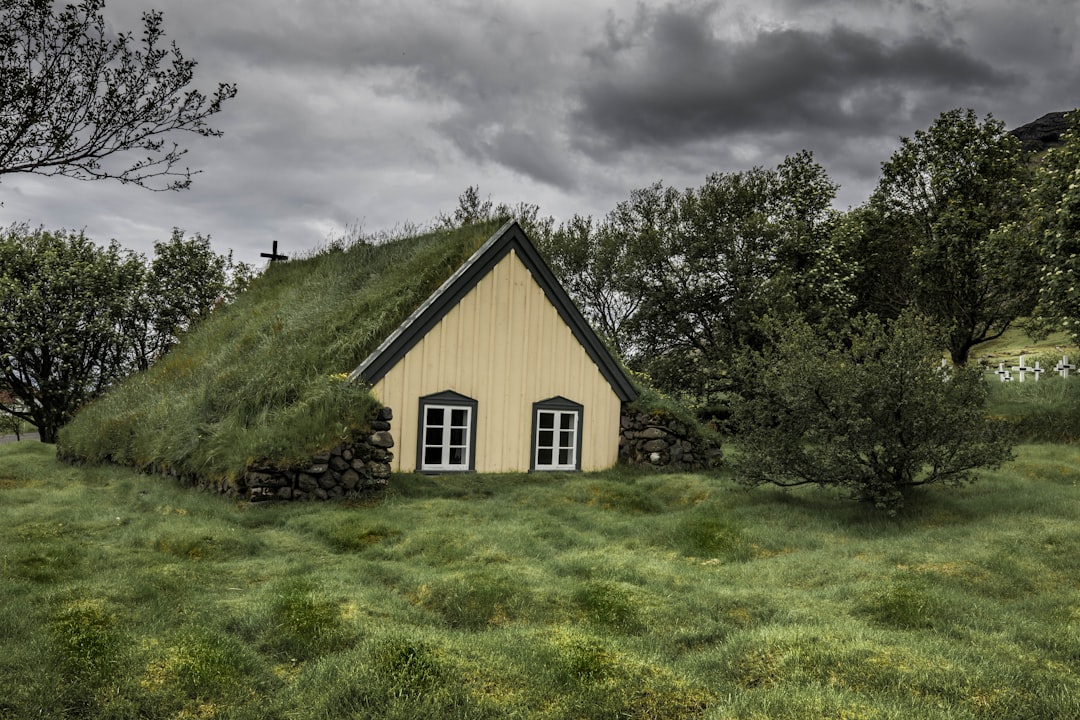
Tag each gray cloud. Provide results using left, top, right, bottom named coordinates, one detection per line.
left=1, top=0, right=1074, bottom=266
left=572, top=3, right=1016, bottom=156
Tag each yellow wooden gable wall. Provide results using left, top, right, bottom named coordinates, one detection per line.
left=368, top=247, right=623, bottom=473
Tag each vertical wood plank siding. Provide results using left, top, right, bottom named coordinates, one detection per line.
left=371, top=249, right=623, bottom=473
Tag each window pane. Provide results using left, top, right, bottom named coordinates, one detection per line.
left=560, top=430, right=574, bottom=448
left=451, top=408, right=468, bottom=427
left=449, top=447, right=464, bottom=465
left=538, top=429, right=553, bottom=448
left=426, top=407, right=444, bottom=426
left=559, top=449, right=572, bottom=466
left=538, top=412, right=554, bottom=429
left=450, top=428, right=465, bottom=446
left=538, top=448, right=553, bottom=466
left=560, top=413, right=575, bottom=430
left=425, top=427, right=443, bottom=446
left=424, top=447, right=441, bottom=465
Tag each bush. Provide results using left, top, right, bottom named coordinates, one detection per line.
left=732, top=311, right=1015, bottom=514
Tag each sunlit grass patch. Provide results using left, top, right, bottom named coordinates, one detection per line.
left=3, top=443, right=1080, bottom=718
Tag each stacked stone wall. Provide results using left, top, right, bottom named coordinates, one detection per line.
left=618, top=408, right=722, bottom=471
left=227, top=407, right=395, bottom=502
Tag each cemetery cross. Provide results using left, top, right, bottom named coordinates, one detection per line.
left=261, top=240, right=288, bottom=262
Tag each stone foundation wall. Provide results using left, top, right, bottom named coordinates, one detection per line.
left=226, top=407, right=395, bottom=502
left=618, top=408, right=722, bottom=471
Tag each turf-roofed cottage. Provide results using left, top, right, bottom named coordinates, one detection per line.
left=59, top=219, right=663, bottom=500
left=353, top=219, right=637, bottom=474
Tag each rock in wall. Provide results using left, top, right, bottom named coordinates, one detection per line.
left=618, top=408, right=722, bottom=471
left=232, top=406, right=395, bottom=502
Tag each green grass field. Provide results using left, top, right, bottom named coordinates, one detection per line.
left=2, top=440, right=1079, bottom=719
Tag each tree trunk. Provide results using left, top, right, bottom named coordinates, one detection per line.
left=37, top=424, right=57, bottom=444
left=949, top=344, right=971, bottom=367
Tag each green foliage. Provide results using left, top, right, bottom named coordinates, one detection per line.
left=871, top=108, right=1036, bottom=364
left=3, top=442, right=1080, bottom=718
left=534, top=212, right=647, bottom=357
left=59, top=221, right=503, bottom=482
left=562, top=151, right=848, bottom=407
left=0, top=0, right=236, bottom=190
left=0, top=226, right=143, bottom=442
left=416, top=569, right=530, bottom=630
left=262, top=580, right=354, bottom=660
left=0, top=225, right=248, bottom=444
left=733, top=311, right=1015, bottom=513
left=1024, top=109, right=1080, bottom=344
left=986, top=373, right=1080, bottom=443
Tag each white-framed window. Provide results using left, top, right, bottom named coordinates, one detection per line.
left=532, top=397, right=583, bottom=471
left=417, top=391, right=476, bottom=472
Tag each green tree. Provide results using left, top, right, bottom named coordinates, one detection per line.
left=534, top=213, right=648, bottom=358
left=872, top=109, right=1036, bottom=365
left=0, top=225, right=249, bottom=442
left=732, top=310, right=1014, bottom=514
left=0, top=226, right=142, bottom=442
left=125, top=229, right=253, bottom=371
left=0, top=0, right=236, bottom=190
left=618, top=151, right=849, bottom=406
left=1022, top=110, right=1080, bottom=344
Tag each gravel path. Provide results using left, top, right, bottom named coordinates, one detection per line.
left=0, top=432, right=40, bottom=444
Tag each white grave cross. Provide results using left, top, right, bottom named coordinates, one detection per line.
left=1032, top=361, right=1044, bottom=382
left=1012, top=355, right=1032, bottom=382
left=1056, top=355, right=1076, bottom=379
left=995, top=363, right=1012, bottom=382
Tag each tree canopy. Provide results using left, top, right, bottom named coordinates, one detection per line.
left=870, top=109, right=1037, bottom=365
left=1024, top=110, right=1080, bottom=344
left=0, top=0, right=236, bottom=190
left=732, top=310, right=1015, bottom=514
left=0, top=225, right=249, bottom=442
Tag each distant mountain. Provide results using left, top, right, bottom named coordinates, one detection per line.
left=1010, top=111, right=1071, bottom=152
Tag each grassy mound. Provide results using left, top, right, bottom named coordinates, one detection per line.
left=59, top=221, right=506, bottom=482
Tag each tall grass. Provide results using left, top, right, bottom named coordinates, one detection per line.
left=986, top=373, right=1080, bottom=443
left=58, top=221, right=505, bottom=481
left=3, top=441, right=1080, bottom=718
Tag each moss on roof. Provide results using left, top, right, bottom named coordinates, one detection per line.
left=58, top=220, right=506, bottom=481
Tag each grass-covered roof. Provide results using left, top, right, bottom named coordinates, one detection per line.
left=59, top=220, right=508, bottom=481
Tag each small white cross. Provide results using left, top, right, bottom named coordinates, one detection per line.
left=1057, top=355, right=1076, bottom=379
left=1013, top=355, right=1032, bottom=382
left=995, top=363, right=1012, bottom=382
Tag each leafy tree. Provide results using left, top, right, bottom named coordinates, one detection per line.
left=124, top=229, right=253, bottom=371
left=872, top=109, right=1036, bottom=365
left=1022, top=110, right=1080, bottom=344
left=0, top=226, right=142, bottom=441
left=533, top=213, right=645, bottom=358
left=616, top=151, right=849, bottom=406
left=732, top=310, right=1014, bottom=514
left=436, top=185, right=553, bottom=239
left=0, top=225, right=248, bottom=442
left=0, top=0, right=236, bottom=190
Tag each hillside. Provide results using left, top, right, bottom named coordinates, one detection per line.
left=1010, top=110, right=1071, bottom=152
left=58, top=220, right=507, bottom=483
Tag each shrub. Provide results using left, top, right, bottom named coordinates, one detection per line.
left=732, top=311, right=1015, bottom=514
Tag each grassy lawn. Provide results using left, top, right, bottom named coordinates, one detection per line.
left=1, top=441, right=1079, bottom=719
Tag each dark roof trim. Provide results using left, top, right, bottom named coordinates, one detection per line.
left=349, top=220, right=637, bottom=402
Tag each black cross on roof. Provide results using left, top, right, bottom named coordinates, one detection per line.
left=260, top=240, right=288, bottom=262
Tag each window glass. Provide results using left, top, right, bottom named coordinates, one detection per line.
left=420, top=399, right=473, bottom=472
left=534, top=405, right=580, bottom=470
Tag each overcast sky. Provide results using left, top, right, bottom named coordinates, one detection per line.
left=2, top=0, right=1077, bottom=267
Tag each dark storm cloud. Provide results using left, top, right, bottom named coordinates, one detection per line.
left=572, top=3, right=1017, bottom=156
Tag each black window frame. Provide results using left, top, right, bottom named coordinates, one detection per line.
left=531, top=396, right=584, bottom=472
left=416, top=390, right=478, bottom=473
